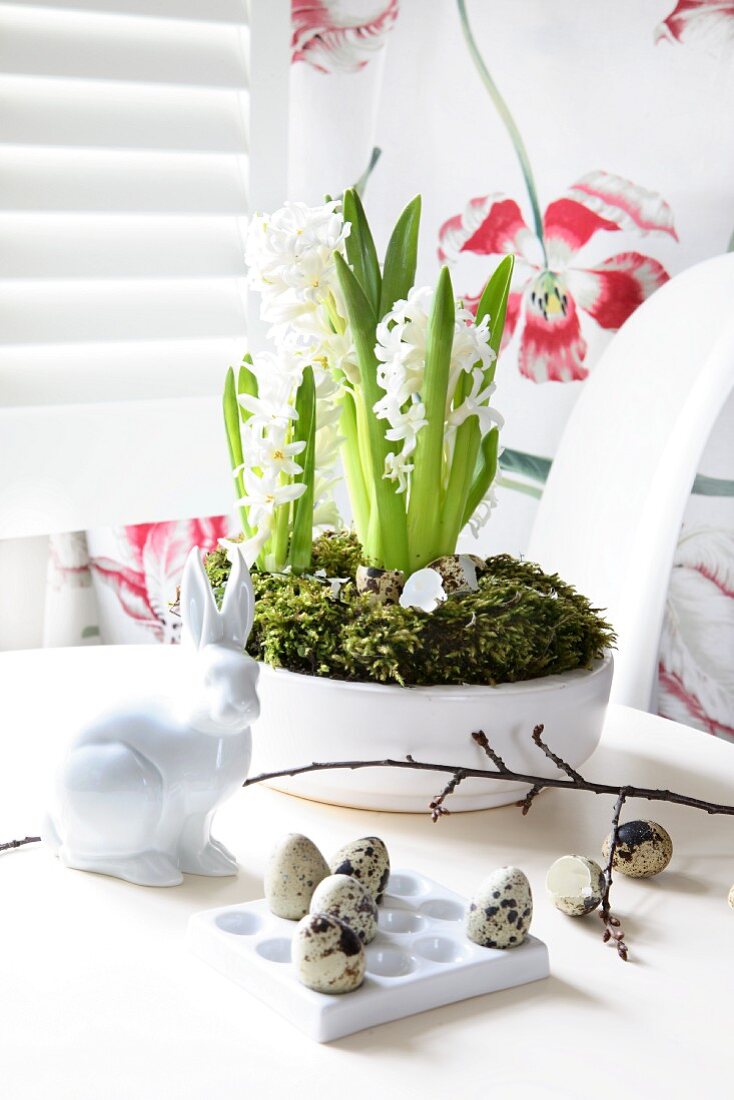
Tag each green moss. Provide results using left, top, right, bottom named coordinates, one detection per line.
left=203, top=531, right=615, bottom=687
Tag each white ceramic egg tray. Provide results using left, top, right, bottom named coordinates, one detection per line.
left=188, top=869, right=549, bottom=1043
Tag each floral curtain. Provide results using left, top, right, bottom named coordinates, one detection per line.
left=44, top=0, right=734, bottom=741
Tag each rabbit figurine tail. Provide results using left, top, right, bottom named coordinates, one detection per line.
left=43, top=546, right=260, bottom=887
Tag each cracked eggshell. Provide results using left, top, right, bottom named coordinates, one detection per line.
left=310, top=873, right=378, bottom=944
left=546, top=854, right=605, bottom=916
left=466, top=866, right=533, bottom=949
left=355, top=565, right=405, bottom=605
left=264, top=834, right=330, bottom=920
left=602, top=820, right=673, bottom=879
left=329, top=836, right=390, bottom=903
left=294, top=912, right=366, bottom=994
left=427, top=554, right=485, bottom=595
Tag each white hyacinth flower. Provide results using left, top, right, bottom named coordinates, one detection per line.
left=244, top=200, right=349, bottom=331
left=374, top=284, right=498, bottom=494
left=384, top=451, right=414, bottom=494
left=399, top=568, right=447, bottom=613
left=447, top=370, right=505, bottom=435
left=236, top=469, right=307, bottom=521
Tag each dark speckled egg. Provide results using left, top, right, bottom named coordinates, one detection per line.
left=310, top=874, right=378, bottom=944
left=264, top=834, right=330, bottom=920
left=329, top=836, right=390, bottom=903
left=465, top=866, right=533, bottom=949
left=355, top=565, right=405, bottom=604
left=602, top=820, right=672, bottom=878
left=294, top=912, right=366, bottom=993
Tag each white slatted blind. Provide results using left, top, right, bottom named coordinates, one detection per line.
left=0, top=0, right=290, bottom=538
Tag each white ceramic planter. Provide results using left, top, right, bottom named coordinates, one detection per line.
left=250, top=653, right=614, bottom=812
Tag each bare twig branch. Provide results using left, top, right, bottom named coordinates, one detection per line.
left=517, top=783, right=544, bottom=815
left=532, top=723, right=584, bottom=782
left=429, top=769, right=468, bottom=822
left=599, top=788, right=631, bottom=961
left=0, top=836, right=41, bottom=853
left=243, top=751, right=734, bottom=818
left=470, top=729, right=509, bottom=771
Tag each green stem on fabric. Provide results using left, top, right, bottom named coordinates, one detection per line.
left=495, top=474, right=542, bottom=500
left=353, top=146, right=382, bottom=199
left=456, top=0, right=547, bottom=264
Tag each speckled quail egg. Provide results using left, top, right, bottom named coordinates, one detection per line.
left=355, top=565, right=405, bottom=604
left=293, top=912, right=366, bottom=994
left=309, top=874, right=378, bottom=944
left=601, top=820, right=673, bottom=878
left=728, top=884, right=734, bottom=910
left=329, top=836, right=390, bottom=903
left=466, top=866, right=533, bottom=949
left=546, top=855, right=605, bottom=916
left=426, top=554, right=486, bottom=595
left=264, top=834, right=330, bottom=920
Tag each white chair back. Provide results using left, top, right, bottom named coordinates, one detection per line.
left=527, top=253, right=734, bottom=711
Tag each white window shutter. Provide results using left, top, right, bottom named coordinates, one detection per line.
left=0, top=0, right=290, bottom=538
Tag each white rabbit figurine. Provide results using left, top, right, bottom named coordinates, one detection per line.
left=43, top=546, right=259, bottom=887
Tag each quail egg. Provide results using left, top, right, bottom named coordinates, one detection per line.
left=310, top=874, right=378, bottom=944
left=728, top=884, right=734, bottom=910
left=356, top=565, right=405, bottom=604
left=601, top=820, right=673, bottom=878
left=329, top=836, right=390, bottom=903
left=264, top=834, right=330, bottom=919
left=546, top=854, right=605, bottom=916
left=426, top=554, right=486, bottom=595
left=294, top=912, right=366, bottom=994
left=466, top=866, right=533, bottom=948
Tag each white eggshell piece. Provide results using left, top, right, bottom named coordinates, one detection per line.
left=546, top=854, right=605, bottom=917
left=310, top=874, right=378, bottom=944
left=265, top=834, right=330, bottom=920
left=294, top=912, right=366, bottom=994
left=329, top=836, right=390, bottom=903
left=466, top=866, right=533, bottom=949
left=601, top=820, right=673, bottom=878
left=427, top=554, right=484, bottom=595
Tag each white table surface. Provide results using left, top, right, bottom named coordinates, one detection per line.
left=1, top=645, right=732, bottom=1100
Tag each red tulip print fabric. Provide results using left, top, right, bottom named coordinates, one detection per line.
left=655, top=0, right=734, bottom=46
left=89, top=517, right=230, bottom=643
left=658, top=527, right=734, bottom=740
left=438, top=171, right=676, bottom=383
left=291, top=0, right=399, bottom=73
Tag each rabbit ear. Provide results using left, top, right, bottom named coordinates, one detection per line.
left=220, top=547, right=255, bottom=649
left=180, top=547, right=222, bottom=649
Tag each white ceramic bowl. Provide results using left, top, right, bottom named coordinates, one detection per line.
left=250, top=653, right=614, bottom=812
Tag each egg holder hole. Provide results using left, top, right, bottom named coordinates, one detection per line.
left=188, top=869, right=550, bottom=1043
